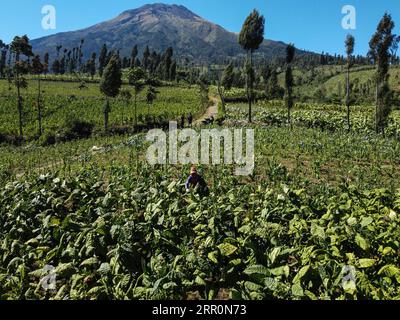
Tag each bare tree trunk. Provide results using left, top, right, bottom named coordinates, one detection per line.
left=37, top=77, right=43, bottom=136
left=134, top=92, right=138, bottom=128
left=287, top=99, right=291, bottom=129
left=346, top=63, right=351, bottom=133
left=17, top=76, right=23, bottom=138
left=217, top=81, right=225, bottom=114
left=247, top=51, right=253, bottom=123
left=104, top=98, right=109, bottom=132
left=375, top=79, right=379, bottom=134
left=286, top=65, right=293, bottom=130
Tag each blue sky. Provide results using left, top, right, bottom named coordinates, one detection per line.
left=1, top=0, right=400, bottom=56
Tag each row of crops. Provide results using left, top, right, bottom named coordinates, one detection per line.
left=0, top=125, right=399, bottom=300
left=0, top=162, right=399, bottom=300
left=2, top=124, right=399, bottom=190
left=226, top=103, right=400, bottom=138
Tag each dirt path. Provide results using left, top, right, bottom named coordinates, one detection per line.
left=194, top=96, right=219, bottom=126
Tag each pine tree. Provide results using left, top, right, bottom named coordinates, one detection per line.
left=217, top=63, right=234, bottom=114
left=100, top=54, right=122, bottom=132
left=99, top=44, right=108, bottom=77
left=143, top=46, right=151, bottom=70
left=43, top=52, right=49, bottom=75
left=130, top=45, right=138, bottom=68
left=52, top=59, right=60, bottom=74
left=0, top=40, right=7, bottom=78
left=170, top=61, right=177, bottom=82
left=161, top=47, right=173, bottom=80
left=10, top=35, right=33, bottom=137
left=128, top=67, right=147, bottom=127
left=345, top=35, right=355, bottom=132
left=285, top=44, right=296, bottom=128
left=89, top=52, right=96, bottom=80
left=369, top=13, right=396, bottom=134
left=239, top=10, right=265, bottom=122
left=267, top=69, right=283, bottom=99
left=32, top=55, right=44, bottom=136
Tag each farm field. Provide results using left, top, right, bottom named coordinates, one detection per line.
left=1, top=91, right=400, bottom=300
left=1, top=1, right=400, bottom=304
left=0, top=79, right=204, bottom=140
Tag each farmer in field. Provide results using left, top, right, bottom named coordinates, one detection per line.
left=180, top=114, right=185, bottom=129
left=185, top=166, right=209, bottom=195
left=187, top=113, right=193, bottom=127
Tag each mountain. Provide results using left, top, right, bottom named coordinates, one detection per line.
left=31, top=3, right=312, bottom=64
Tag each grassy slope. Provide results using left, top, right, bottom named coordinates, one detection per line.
left=276, top=65, right=400, bottom=100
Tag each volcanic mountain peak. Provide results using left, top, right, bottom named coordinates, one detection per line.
left=31, top=3, right=313, bottom=63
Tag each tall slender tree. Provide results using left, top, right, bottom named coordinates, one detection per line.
left=239, top=10, right=265, bottom=123
left=43, top=52, right=49, bottom=76
left=128, top=67, right=147, bottom=128
left=78, top=39, right=84, bottom=71
left=170, top=61, right=177, bottom=82
left=32, top=55, right=44, bottom=136
left=217, top=63, right=234, bottom=114
left=0, top=41, right=7, bottom=79
left=369, top=13, right=396, bottom=134
left=285, top=44, right=296, bottom=128
left=89, top=52, right=96, bottom=80
left=56, top=45, right=62, bottom=59
left=98, top=44, right=108, bottom=77
left=119, top=89, right=132, bottom=125
left=143, top=46, right=151, bottom=70
left=161, top=47, right=173, bottom=80
left=100, top=54, right=122, bottom=132
left=10, top=35, right=33, bottom=137
left=345, top=35, right=355, bottom=132
left=130, top=45, right=138, bottom=68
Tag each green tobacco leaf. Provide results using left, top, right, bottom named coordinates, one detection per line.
left=244, top=265, right=270, bottom=277
left=269, top=265, right=290, bottom=278
left=207, top=251, right=218, bottom=264
left=358, top=259, right=376, bottom=268
left=378, top=265, right=400, bottom=278
left=360, top=217, right=373, bottom=228
left=49, top=216, right=60, bottom=227
left=97, top=262, right=111, bottom=276
left=244, top=281, right=263, bottom=292
left=304, top=290, right=318, bottom=300
left=217, top=243, right=238, bottom=256
left=310, top=223, right=325, bottom=239
left=291, top=283, right=304, bottom=297
left=343, top=280, right=357, bottom=295
left=268, top=247, right=281, bottom=265
left=80, top=257, right=99, bottom=267
left=195, top=276, right=206, bottom=286
left=355, top=234, right=370, bottom=251
left=292, top=265, right=310, bottom=283
left=55, top=263, right=75, bottom=278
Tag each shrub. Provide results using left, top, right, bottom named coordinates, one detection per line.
left=60, top=116, right=94, bottom=141
left=39, top=131, right=57, bottom=146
